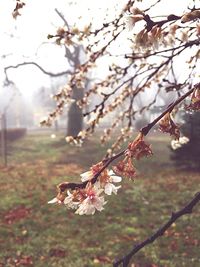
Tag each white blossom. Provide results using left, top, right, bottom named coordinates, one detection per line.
left=64, top=191, right=79, bottom=209
left=48, top=197, right=62, bottom=204
left=171, top=140, right=181, bottom=150
left=104, top=183, right=121, bottom=195
left=171, top=136, right=189, bottom=150
left=108, top=170, right=122, bottom=182
left=75, top=188, right=106, bottom=215
left=80, top=170, right=94, bottom=182
left=179, top=136, right=189, bottom=144
left=103, top=170, right=122, bottom=195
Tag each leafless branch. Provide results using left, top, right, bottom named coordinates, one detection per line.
left=4, top=61, right=72, bottom=84
left=55, top=8, right=70, bottom=30
left=113, top=192, right=200, bottom=267
left=58, top=83, right=198, bottom=193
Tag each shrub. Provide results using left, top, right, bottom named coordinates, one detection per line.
left=0, top=128, right=27, bottom=142
left=171, top=111, right=200, bottom=170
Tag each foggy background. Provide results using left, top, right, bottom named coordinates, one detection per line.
left=0, top=0, right=192, bottom=132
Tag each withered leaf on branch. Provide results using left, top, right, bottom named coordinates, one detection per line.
left=125, top=134, right=153, bottom=159
left=12, top=0, right=25, bottom=19
left=113, top=158, right=136, bottom=180
left=113, top=134, right=153, bottom=179
left=187, top=85, right=200, bottom=111
left=181, top=10, right=200, bottom=23
left=159, top=112, right=180, bottom=139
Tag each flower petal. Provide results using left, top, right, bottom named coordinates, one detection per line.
left=80, top=170, right=93, bottom=182
left=111, top=175, right=122, bottom=183
left=94, top=197, right=106, bottom=211
left=48, top=197, right=59, bottom=204
left=85, top=205, right=96, bottom=215
left=112, top=185, right=121, bottom=195
left=108, top=170, right=115, bottom=176
left=104, top=183, right=113, bottom=195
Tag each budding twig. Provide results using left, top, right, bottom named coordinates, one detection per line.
left=58, top=83, right=198, bottom=192
left=141, top=83, right=199, bottom=136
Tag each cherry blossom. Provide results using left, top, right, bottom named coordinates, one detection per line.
left=99, top=170, right=122, bottom=195
left=171, top=136, right=190, bottom=150
left=80, top=162, right=103, bottom=182
left=64, top=191, right=80, bottom=209
left=48, top=197, right=62, bottom=204
left=48, top=191, right=66, bottom=204
left=81, top=166, right=122, bottom=195
left=75, top=187, right=106, bottom=215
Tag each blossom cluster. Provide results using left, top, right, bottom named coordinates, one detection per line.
left=113, top=134, right=153, bottom=178
left=124, top=6, right=200, bottom=52
left=171, top=136, right=190, bottom=150
left=48, top=164, right=122, bottom=215
left=48, top=133, right=154, bottom=215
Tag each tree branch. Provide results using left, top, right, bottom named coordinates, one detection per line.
left=58, top=83, right=199, bottom=192
left=113, top=192, right=200, bottom=267
left=4, top=61, right=72, bottom=84
left=141, top=83, right=199, bottom=136
left=55, top=8, right=70, bottom=30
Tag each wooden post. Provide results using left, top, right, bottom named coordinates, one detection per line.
left=1, top=113, right=7, bottom=166
left=0, top=114, right=4, bottom=162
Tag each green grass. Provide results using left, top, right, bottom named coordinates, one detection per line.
left=0, top=132, right=199, bottom=267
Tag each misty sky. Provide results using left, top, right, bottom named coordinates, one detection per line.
left=0, top=0, right=194, bottom=101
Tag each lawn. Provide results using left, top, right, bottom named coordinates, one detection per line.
left=0, top=131, right=199, bottom=267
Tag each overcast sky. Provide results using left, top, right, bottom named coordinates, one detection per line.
left=0, top=0, right=195, bottom=100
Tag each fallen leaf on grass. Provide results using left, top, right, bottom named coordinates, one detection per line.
left=120, top=234, right=138, bottom=241
left=184, top=236, right=199, bottom=246
left=49, top=248, right=67, bottom=258
left=93, top=255, right=112, bottom=264
left=6, top=255, right=33, bottom=266
left=4, top=206, right=31, bottom=224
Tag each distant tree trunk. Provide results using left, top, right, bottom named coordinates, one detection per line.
left=54, top=119, right=59, bottom=132
left=67, top=86, right=84, bottom=136
left=66, top=45, right=88, bottom=136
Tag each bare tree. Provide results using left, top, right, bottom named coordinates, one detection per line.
left=4, top=8, right=91, bottom=136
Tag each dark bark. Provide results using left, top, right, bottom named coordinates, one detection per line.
left=65, top=44, right=88, bottom=136
left=67, top=86, right=84, bottom=136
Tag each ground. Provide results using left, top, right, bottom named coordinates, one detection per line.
left=0, top=131, right=199, bottom=267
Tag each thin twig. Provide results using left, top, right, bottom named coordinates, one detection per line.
left=4, top=61, right=72, bottom=83
left=141, top=83, right=199, bottom=136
